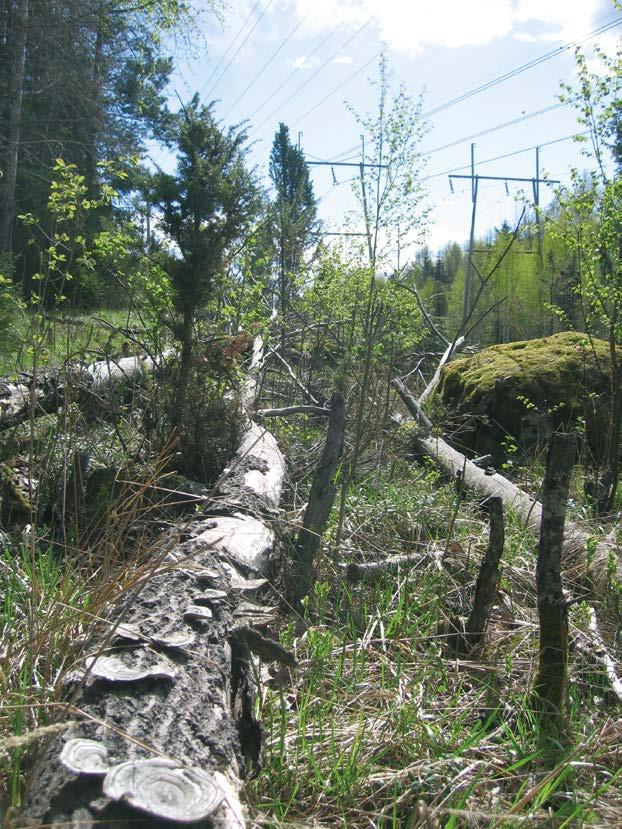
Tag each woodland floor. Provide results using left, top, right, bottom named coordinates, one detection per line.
left=0, top=312, right=620, bottom=828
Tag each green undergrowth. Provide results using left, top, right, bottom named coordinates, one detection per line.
left=0, top=307, right=151, bottom=375
left=0, top=535, right=88, bottom=804
left=252, top=464, right=621, bottom=829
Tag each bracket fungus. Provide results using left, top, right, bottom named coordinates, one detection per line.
left=232, top=600, right=277, bottom=629
left=112, top=623, right=144, bottom=643
left=187, top=567, right=220, bottom=583
left=86, top=654, right=177, bottom=683
left=230, top=575, right=267, bottom=592
left=183, top=605, right=213, bottom=622
left=195, top=589, right=228, bottom=602
left=60, top=739, right=110, bottom=776
left=151, top=630, right=196, bottom=649
left=102, top=758, right=223, bottom=822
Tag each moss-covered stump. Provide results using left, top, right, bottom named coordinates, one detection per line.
left=437, top=332, right=611, bottom=461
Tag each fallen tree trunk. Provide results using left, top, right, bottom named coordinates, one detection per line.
left=392, top=379, right=621, bottom=596
left=21, top=346, right=287, bottom=827
left=341, top=549, right=442, bottom=582
left=0, top=353, right=166, bottom=431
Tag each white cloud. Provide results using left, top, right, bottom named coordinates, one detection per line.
left=513, top=30, right=561, bottom=44
left=333, top=55, right=354, bottom=64
left=512, top=0, right=595, bottom=43
left=583, top=30, right=621, bottom=76
left=292, top=55, right=321, bottom=69
left=285, top=0, right=603, bottom=54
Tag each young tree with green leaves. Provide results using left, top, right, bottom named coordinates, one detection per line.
left=268, top=122, right=318, bottom=318
left=551, top=42, right=621, bottom=513
left=347, top=53, right=430, bottom=271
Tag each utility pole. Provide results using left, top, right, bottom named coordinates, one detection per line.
left=533, top=146, right=543, bottom=262
left=463, top=143, right=478, bottom=327
left=305, top=143, right=388, bottom=264
left=449, top=146, right=559, bottom=326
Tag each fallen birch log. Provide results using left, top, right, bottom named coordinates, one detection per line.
left=0, top=353, right=166, bottom=430
left=341, top=549, right=442, bottom=582
left=392, top=378, right=621, bottom=596
left=21, top=341, right=288, bottom=827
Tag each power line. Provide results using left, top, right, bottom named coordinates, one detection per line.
left=308, top=12, right=620, bottom=166
left=248, top=15, right=377, bottom=142
left=306, top=47, right=445, bottom=155
left=311, top=101, right=568, bottom=168
left=204, top=0, right=276, bottom=101
left=222, top=11, right=311, bottom=119
left=423, top=103, right=565, bottom=156
left=288, top=49, right=383, bottom=129
left=197, top=0, right=263, bottom=99
left=246, top=24, right=345, bottom=122
left=422, top=16, right=621, bottom=120
left=425, top=131, right=590, bottom=181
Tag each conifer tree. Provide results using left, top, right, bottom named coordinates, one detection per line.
left=268, top=122, right=317, bottom=317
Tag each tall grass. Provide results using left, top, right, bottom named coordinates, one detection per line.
left=252, top=466, right=621, bottom=828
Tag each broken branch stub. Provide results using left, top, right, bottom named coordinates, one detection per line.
left=291, top=390, right=346, bottom=608
left=532, top=432, right=576, bottom=731
left=463, top=496, right=505, bottom=649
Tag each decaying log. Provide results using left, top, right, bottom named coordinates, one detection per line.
left=587, top=608, right=622, bottom=703
left=533, top=433, right=575, bottom=729
left=21, top=376, right=287, bottom=827
left=0, top=353, right=165, bottom=431
left=392, top=378, right=622, bottom=596
left=256, top=405, right=331, bottom=419
left=291, top=390, right=346, bottom=608
left=342, top=549, right=442, bottom=582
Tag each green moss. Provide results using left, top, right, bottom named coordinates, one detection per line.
left=437, top=332, right=611, bottom=453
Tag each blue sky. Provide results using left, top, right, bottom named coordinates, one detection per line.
left=156, top=0, right=621, bottom=258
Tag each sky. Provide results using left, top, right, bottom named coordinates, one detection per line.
left=156, top=0, right=621, bottom=262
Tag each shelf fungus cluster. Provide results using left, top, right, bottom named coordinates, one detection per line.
left=21, top=405, right=288, bottom=827
left=59, top=741, right=225, bottom=823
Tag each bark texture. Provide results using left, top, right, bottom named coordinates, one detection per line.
left=342, top=550, right=441, bottom=582
left=0, top=0, right=29, bottom=252
left=20, top=416, right=286, bottom=828
left=291, top=390, right=346, bottom=607
left=463, top=496, right=505, bottom=649
left=532, top=433, right=575, bottom=730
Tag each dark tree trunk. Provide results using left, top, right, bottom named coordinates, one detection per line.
left=0, top=0, right=29, bottom=253
left=533, top=432, right=576, bottom=734
left=291, top=390, right=346, bottom=608
left=463, top=495, right=505, bottom=648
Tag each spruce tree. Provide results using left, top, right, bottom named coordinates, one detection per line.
left=268, top=122, right=317, bottom=317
